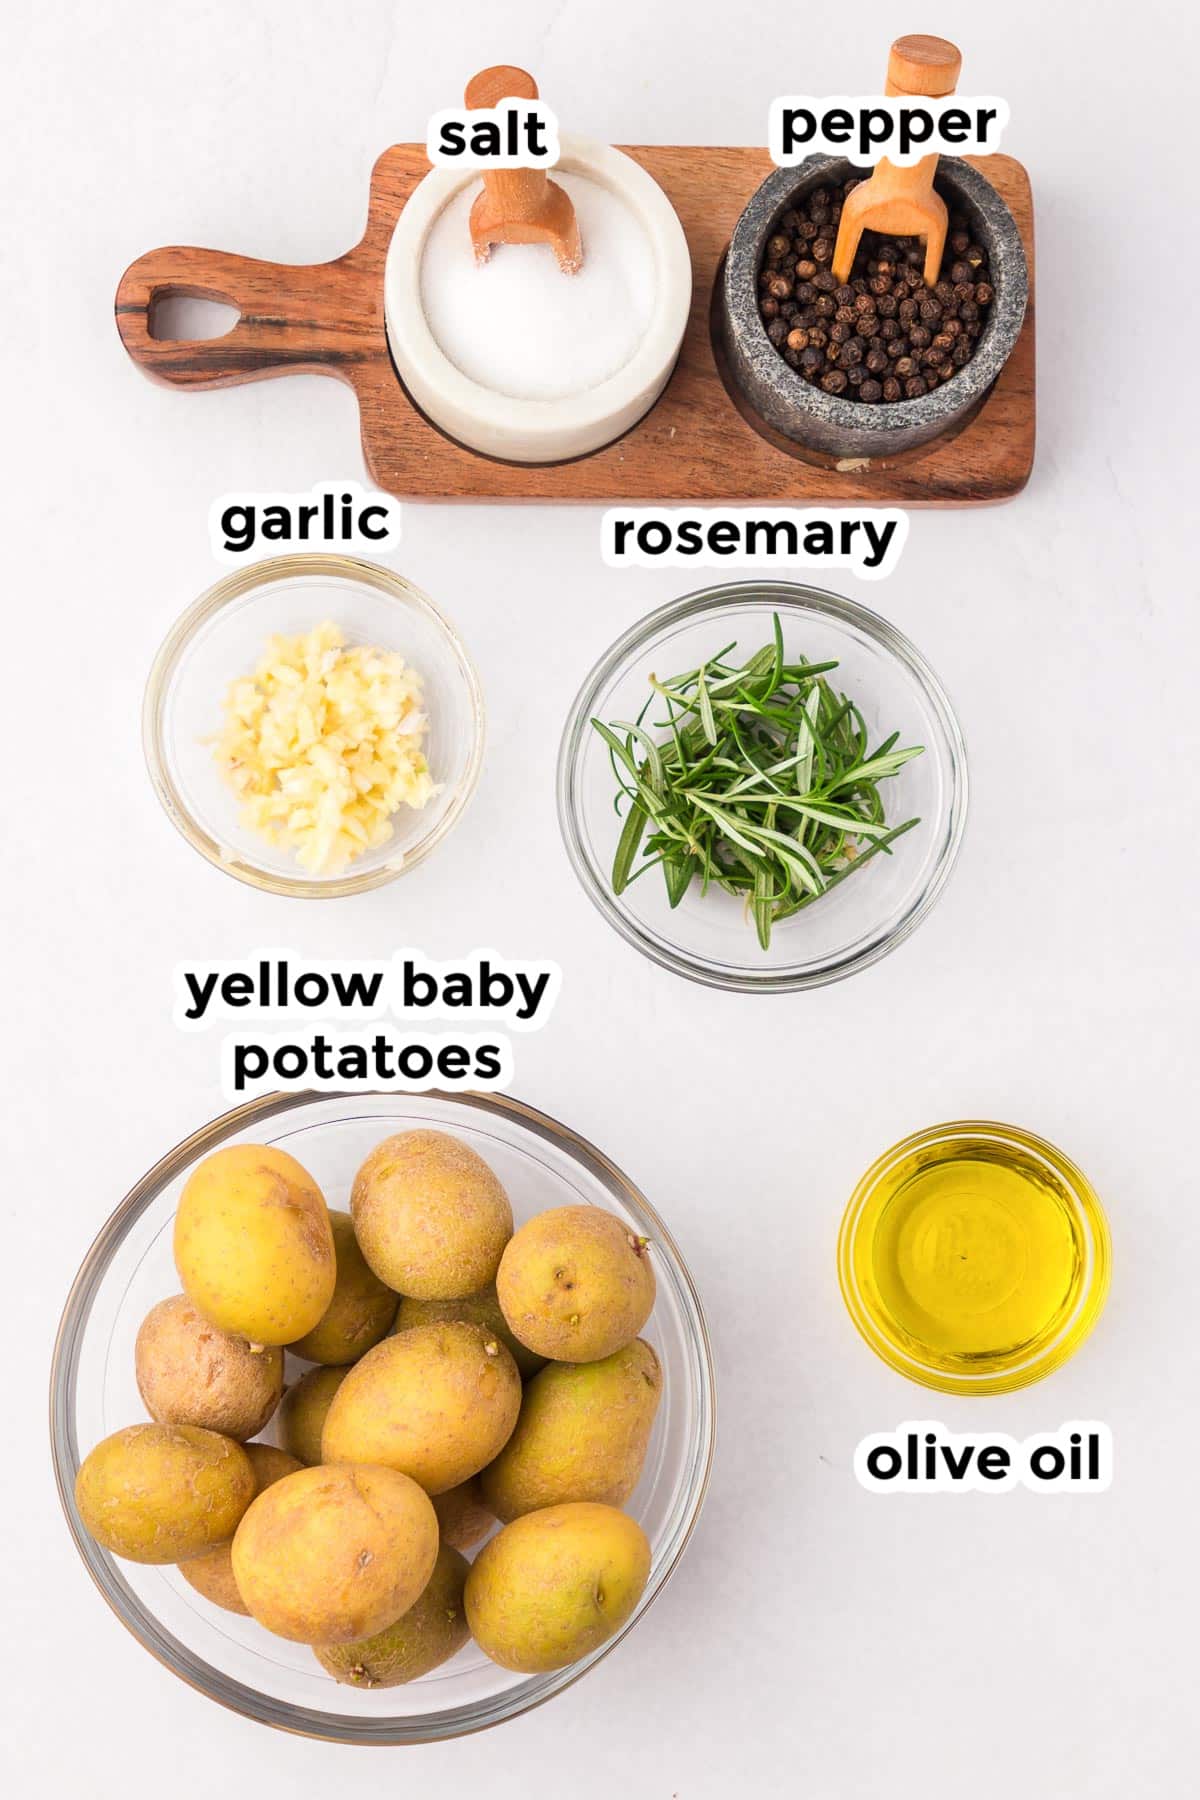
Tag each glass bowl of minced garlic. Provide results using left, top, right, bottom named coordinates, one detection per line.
left=144, top=555, right=484, bottom=896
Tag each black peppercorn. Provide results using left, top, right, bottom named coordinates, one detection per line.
left=755, top=175, right=993, bottom=405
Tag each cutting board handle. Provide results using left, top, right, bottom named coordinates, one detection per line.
left=115, top=245, right=374, bottom=389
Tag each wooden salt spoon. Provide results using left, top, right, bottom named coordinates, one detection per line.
left=465, top=65, right=583, bottom=274
left=831, top=34, right=962, bottom=288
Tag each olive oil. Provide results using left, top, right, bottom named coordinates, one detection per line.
left=838, top=1123, right=1111, bottom=1395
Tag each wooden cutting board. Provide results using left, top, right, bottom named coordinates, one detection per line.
left=115, top=146, right=1035, bottom=505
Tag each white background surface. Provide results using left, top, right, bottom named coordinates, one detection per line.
left=4, top=2, right=1197, bottom=1794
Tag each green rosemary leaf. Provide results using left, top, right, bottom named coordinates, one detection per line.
left=696, top=668, right=718, bottom=745
left=611, top=721, right=666, bottom=793
left=753, top=863, right=775, bottom=950
left=612, top=800, right=650, bottom=894
left=664, top=855, right=695, bottom=908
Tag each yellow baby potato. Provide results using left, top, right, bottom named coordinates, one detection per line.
left=392, top=1283, right=545, bottom=1381
left=179, top=1444, right=303, bottom=1613
left=321, top=1321, right=521, bottom=1495
left=288, top=1211, right=398, bottom=1366
left=351, top=1130, right=513, bottom=1300
left=465, top=1502, right=651, bottom=1674
left=135, top=1294, right=283, bottom=1441
left=174, top=1144, right=336, bottom=1347
left=481, top=1338, right=662, bottom=1522
left=231, top=1463, right=438, bottom=1645
left=496, top=1206, right=656, bottom=1363
left=315, top=1544, right=470, bottom=1687
left=279, top=1365, right=349, bottom=1466
left=431, top=1477, right=494, bottom=1554
left=75, top=1424, right=255, bottom=1564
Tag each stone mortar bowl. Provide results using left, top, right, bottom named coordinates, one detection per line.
left=720, top=155, right=1028, bottom=461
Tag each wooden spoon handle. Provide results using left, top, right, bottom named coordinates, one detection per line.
left=885, top=34, right=961, bottom=99
left=830, top=37, right=961, bottom=286
left=114, top=245, right=374, bottom=391
left=464, top=64, right=548, bottom=217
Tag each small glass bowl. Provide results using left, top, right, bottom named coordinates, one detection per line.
left=143, top=555, right=485, bottom=898
left=557, top=582, right=967, bottom=992
left=50, top=1091, right=715, bottom=1744
left=837, top=1120, right=1112, bottom=1396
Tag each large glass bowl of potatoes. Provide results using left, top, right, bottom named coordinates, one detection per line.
left=50, top=1092, right=714, bottom=1742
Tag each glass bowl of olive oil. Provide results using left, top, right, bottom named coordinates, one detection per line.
left=837, top=1121, right=1111, bottom=1395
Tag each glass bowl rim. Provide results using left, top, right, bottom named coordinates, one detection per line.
left=49, top=1088, right=716, bottom=1744
left=836, top=1118, right=1113, bottom=1396
left=142, top=553, right=487, bottom=899
left=556, top=579, right=968, bottom=993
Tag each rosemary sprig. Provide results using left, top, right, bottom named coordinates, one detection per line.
left=592, top=616, right=924, bottom=950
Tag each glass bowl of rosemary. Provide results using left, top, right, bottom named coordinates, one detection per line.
left=558, top=582, right=967, bottom=992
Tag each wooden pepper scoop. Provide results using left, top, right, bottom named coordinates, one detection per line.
left=831, top=34, right=962, bottom=287
left=465, top=65, right=583, bottom=274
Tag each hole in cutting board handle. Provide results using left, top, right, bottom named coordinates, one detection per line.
left=148, top=293, right=240, bottom=342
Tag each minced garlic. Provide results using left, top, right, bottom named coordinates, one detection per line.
left=214, top=621, right=435, bottom=875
